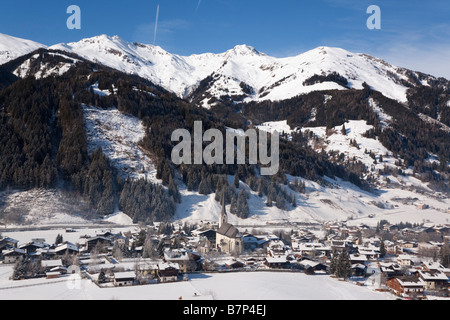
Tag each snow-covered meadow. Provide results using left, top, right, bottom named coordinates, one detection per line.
left=0, top=264, right=392, bottom=300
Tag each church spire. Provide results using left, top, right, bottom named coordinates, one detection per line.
left=219, top=192, right=228, bottom=228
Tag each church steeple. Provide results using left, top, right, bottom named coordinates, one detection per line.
left=219, top=192, right=228, bottom=228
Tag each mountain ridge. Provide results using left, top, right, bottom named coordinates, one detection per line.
left=2, top=33, right=447, bottom=107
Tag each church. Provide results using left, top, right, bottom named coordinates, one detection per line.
left=215, top=195, right=243, bottom=256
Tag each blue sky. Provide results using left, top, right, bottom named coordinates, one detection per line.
left=1, top=0, right=450, bottom=78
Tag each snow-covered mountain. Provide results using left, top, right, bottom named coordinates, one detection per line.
left=0, top=33, right=47, bottom=65
left=49, top=34, right=424, bottom=107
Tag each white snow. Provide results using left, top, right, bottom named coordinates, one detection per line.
left=0, top=33, right=46, bottom=65
left=49, top=35, right=411, bottom=106
left=83, top=104, right=158, bottom=182
left=11, top=51, right=79, bottom=79
left=0, top=265, right=392, bottom=300
left=256, top=120, right=294, bottom=136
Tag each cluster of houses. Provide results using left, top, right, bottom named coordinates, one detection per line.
left=1, top=202, right=449, bottom=299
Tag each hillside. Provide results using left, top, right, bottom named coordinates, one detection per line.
left=0, top=33, right=449, bottom=228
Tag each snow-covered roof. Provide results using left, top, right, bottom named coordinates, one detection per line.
left=114, top=271, right=136, bottom=280
left=41, top=259, right=63, bottom=268
left=417, top=270, right=449, bottom=282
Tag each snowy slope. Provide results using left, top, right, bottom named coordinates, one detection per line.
left=50, top=35, right=414, bottom=106
left=0, top=33, right=46, bottom=65
left=12, top=51, right=80, bottom=79
left=83, top=104, right=158, bottom=182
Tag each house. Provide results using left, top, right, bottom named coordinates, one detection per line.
left=41, top=259, right=64, bottom=272
left=378, top=262, right=403, bottom=278
left=164, top=249, right=202, bottom=273
left=386, top=276, right=426, bottom=299
left=224, top=259, right=245, bottom=269
left=243, top=233, right=268, bottom=251
left=264, top=256, right=288, bottom=269
left=0, top=237, right=18, bottom=251
left=351, top=264, right=367, bottom=277
left=415, top=270, right=449, bottom=291
left=215, top=196, right=243, bottom=255
left=194, top=229, right=217, bottom=245
left=349, top=254, right=368, bottom=265
left=418, top=242, right=440, bottom=257
left=267, top=240, right=288, bottom=257
left=397, top=254, right=415, bottom=267
left=55, top=242, right=79, bottom=255
left=113, top=271, right=136, bottom=287
left=19, top=242, right=45, bottom=255
left=2, top=248, right=26, bottom=264
left=158, top=262, right=180, bottom=283
left=294, top=242, right=331, bottom=258
left=84, top=236, right=112, bottom=252
left=298, top=259, right=327, bottom=274
left=416, top=204, right=429, bottom=210
left=357, top=246, right=380, bottom=260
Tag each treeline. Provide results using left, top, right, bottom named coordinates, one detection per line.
left=303, top=72, right=349, bottom=88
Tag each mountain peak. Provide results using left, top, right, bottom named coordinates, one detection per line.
left=226, top=44, right=263, bottom=57
left=0, top=33, right=46, bottom=65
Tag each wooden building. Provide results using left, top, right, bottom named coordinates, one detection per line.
left=386, top=276, right=426, bottom=299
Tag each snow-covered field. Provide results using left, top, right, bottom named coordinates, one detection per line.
left=0, top=265, right=392, bottom=300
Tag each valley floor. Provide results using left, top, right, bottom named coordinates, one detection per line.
left=0, top=264, right=392, bottom=300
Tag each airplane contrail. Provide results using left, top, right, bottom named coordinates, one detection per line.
left=153, top=4, right=160, bottom=45
left=196, top=0, right=202, bottom=12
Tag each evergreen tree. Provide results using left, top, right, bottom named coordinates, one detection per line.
left=329, top=249, right=338, bottom=275
left=379, top=241, right=387, bottom=258
left=98, top=269, right=107, bottom=284
left=336, top=249, right=352, bottom=280
left=236, top=189, right=250, bottom=219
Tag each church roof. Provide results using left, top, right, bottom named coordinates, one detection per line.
left=217, top=222, right=241, bottom=239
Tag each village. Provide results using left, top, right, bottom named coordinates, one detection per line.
left=1, top=199, right=449, bottom=300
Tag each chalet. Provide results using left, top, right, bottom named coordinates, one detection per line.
left=194, top=229, right=216, bottom=245
left=418, top=242, right=440, bottom=257
left=113, top=271, right=136, bottom=287
left=164, top=249, right=202, bottom=273
left=397, top=254, right=415, bottom=267
left=378, top=262, right=403, bottom=278
left=349, top=254, right=368, bottom=265
left=357, top=246, right=380, bottom=260
left=415, top=270, right=449, bottom=291
left=243, top=233, right=268, bottom=251
left=84, top=236, right=112, bottom=252
left=386, top=276, right=426, bottom=299
left=351, top=264, right=367, bottom=277
left=421, top=261, right=450, bottom=276
left=55, top=242, right=79, bottom=255
left=267, top=240, right=288, bottom=257
left=158, top=262, right=180, bottom=283
left=294, top=242, right=331, bottom=258
left=298, top=260, right=327, bottom=274
left=224, top=259, right=245, bottom=269
left=264, top=256, right=288, bottom=269
left=0, top=237, right=18, bottom=251
left=41, top=259, right=64, bottom=272
left=19, top=241, right=45, bottom=254
left=2, top=248, right=26, bottom=264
